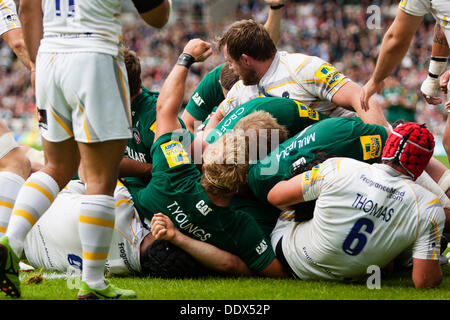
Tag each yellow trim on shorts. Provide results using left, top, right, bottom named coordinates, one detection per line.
left=79, top=215, right=114, bottom=228
left=12, top=209, right=36, bottom=226
left=76, top=102, right=91, bottom=143
left=49, top=109, right=74, bottom=138
left=82, top=251, right=108, bottom=261
left=116, top=59, right=132, bottom=126
left=0, top=200, right=13, bottom=209
left=24, top=181, right=54, bottom=203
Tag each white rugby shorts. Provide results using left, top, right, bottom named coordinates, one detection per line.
left=35, top=51, right=132, bottom=143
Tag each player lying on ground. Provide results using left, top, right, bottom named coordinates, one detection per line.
left=267, top=123, right=444, bottom=288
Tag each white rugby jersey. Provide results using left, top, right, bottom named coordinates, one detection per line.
left=39, top=0, right=124, bottom=55
left=275, top=157, right=445, bottom=281
left=399, top=0, right=450, bottom=43
left=219, top=51, right=355, bottom=118
left=0, top=0, right=20, bottom=36
left=24, top=181, right=150, bottom=275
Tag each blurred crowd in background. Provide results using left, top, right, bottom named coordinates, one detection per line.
left=0, top=0, right=447, bottom=153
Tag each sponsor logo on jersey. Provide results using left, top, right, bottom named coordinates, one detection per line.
left=295, top=101, right=319, bottom=120
left=192, top=92, right=205, bottom=107
left=282, top=91, right=290, bottom=99
left=132, top=128, right=141, bottom=144
left=160, top=140, right=190, bottom=168
left=118, top=242, right=135, bottom=274
left=195, top=200, right=213, bottom=216
left=6, top=14, right=19, bottom=22
left=256, top=239, right=268, bottom=255
left=37, top=108, right=48, bottom=130
left=67, top=254, right=83, bottom=270
left=300, top=164, right=322, bottom=189
left=315, top=64, right=345, bottom=87
left=167, top=201, right=212, bottom=241
left=360, top=135, right=382, bottom=160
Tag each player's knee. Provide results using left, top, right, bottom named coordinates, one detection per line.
left=0, top=147, right=31, bottom=179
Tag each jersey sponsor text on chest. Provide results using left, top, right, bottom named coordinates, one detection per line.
left=167, top=201, right=211, bottom=241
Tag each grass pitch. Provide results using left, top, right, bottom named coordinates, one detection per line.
left=1, top=156, right=449, bottom=303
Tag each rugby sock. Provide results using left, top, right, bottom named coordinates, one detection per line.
left=6, top=171, right=59, bottom=257
left=0, top=172, right=25, bottom=236
left=78, top=194, right=115, bottom=290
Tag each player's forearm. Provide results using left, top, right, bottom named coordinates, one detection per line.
left=18, top=0, right=42, bottom=64
left=118, top=158, right=152, bottom=179
left=156, top=65, right=189, bottom=122
left=170, top=230, right=254, bottom=276
left=264, top=6, right=283, bottom=45
left=1, top=28, right=32, bottom=69
left=432, top=23, right=450, bottom=57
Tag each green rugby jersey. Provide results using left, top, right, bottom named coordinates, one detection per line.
left=248, top=117, right=388, bottom=205
left=205, top=97, right=329, bottom=144
left=185, top=63, right=225, bottom=122
left=124, top=86, right=191, bottom=188
left=129, top=131, right=276, bottom=272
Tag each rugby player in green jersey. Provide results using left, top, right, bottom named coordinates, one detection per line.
left=129, top=38, right=292, bottom=278
left=204, top=96, right=329, bottom=145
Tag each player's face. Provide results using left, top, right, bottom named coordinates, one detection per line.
left=223, top=46, right=259, bottom=86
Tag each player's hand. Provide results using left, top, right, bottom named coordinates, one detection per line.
left=183, top=39, right=213, bottom=63
left=150, top=213, right=176, bottom=241
left=421, top=76, right=442, bottom=105
left=440, top=70, right=450, bottom=95
left=360, top=78, right=384, bottom=111
left=265, top=0, right=285, bottom=6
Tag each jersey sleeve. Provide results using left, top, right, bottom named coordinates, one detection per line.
left=185, top=64, right=225, bottom=122
left=225, top=212, right=276, bottom=273
left=411, top=200, right=445, bottom=261
left=295, top=56, right=349, bottom=102
left=300, top=158, right=345, bottom=202
left=398, top=0, right=430, bottom=17
left=0, top=0, right=20, bottom=36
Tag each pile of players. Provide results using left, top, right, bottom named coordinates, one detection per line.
left=0, top=0, right=449, bottom=300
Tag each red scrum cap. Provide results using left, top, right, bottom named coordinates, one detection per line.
left=382, top=122, right=435, bottom=180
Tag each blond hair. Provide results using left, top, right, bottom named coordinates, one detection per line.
left=201, top=132, right=249, bottom=197
left=234, top=110, right=289, bottom=162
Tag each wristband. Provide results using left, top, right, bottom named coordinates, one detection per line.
left=177, top=53, right=196, bottom=69
left=270, top=4, right=284, bottom=10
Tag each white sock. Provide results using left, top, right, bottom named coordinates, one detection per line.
left=78, top=194, right=115, bottom=290
left=0, top=172, right=25, bottom=236
left=6, top=171, right=59, bottom=257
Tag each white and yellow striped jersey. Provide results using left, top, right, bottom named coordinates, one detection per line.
left=271, top=157, right=445, bottom=281
left=0, top=0, right=20, bottom=36
left=219, top=51, right=355, bottom=118
left=39, top=0, right=124, bottom=56
left=399, top=0, right=450, bottom=44
left=24, top=180, right=150, bottom=275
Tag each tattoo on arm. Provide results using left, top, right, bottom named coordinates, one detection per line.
left=434, top=24, right=449, bottom=46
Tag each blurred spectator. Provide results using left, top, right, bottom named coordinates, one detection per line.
left=381, top=75, right=418, bottom=123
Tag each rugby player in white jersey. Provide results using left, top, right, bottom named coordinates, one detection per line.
left=267, top=122, right=445, bottom=288
left=0, top=0, right=171, bottom=299
left=360, top=0, right=450, bottom=197
left=215, top=20, right=390, bottom=132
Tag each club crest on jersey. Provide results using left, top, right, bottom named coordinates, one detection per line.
left=315, top=64, right=345, bottom=87
left=160, top=140, right=190, bottom=168
left=360, top=135, right=382, bottom=160
left=132, top=128, right=141, bottom=144
left=295, top=101, right=319, bottom=120
left=37, top=108, right=48, bottom=130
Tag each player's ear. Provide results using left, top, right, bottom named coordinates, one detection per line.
left=240, top=54, right=251, bottom=66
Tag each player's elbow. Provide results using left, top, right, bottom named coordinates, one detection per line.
left=219, top=256, right=251, bottom=276
left=413, top=272, right=442, bottom=289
